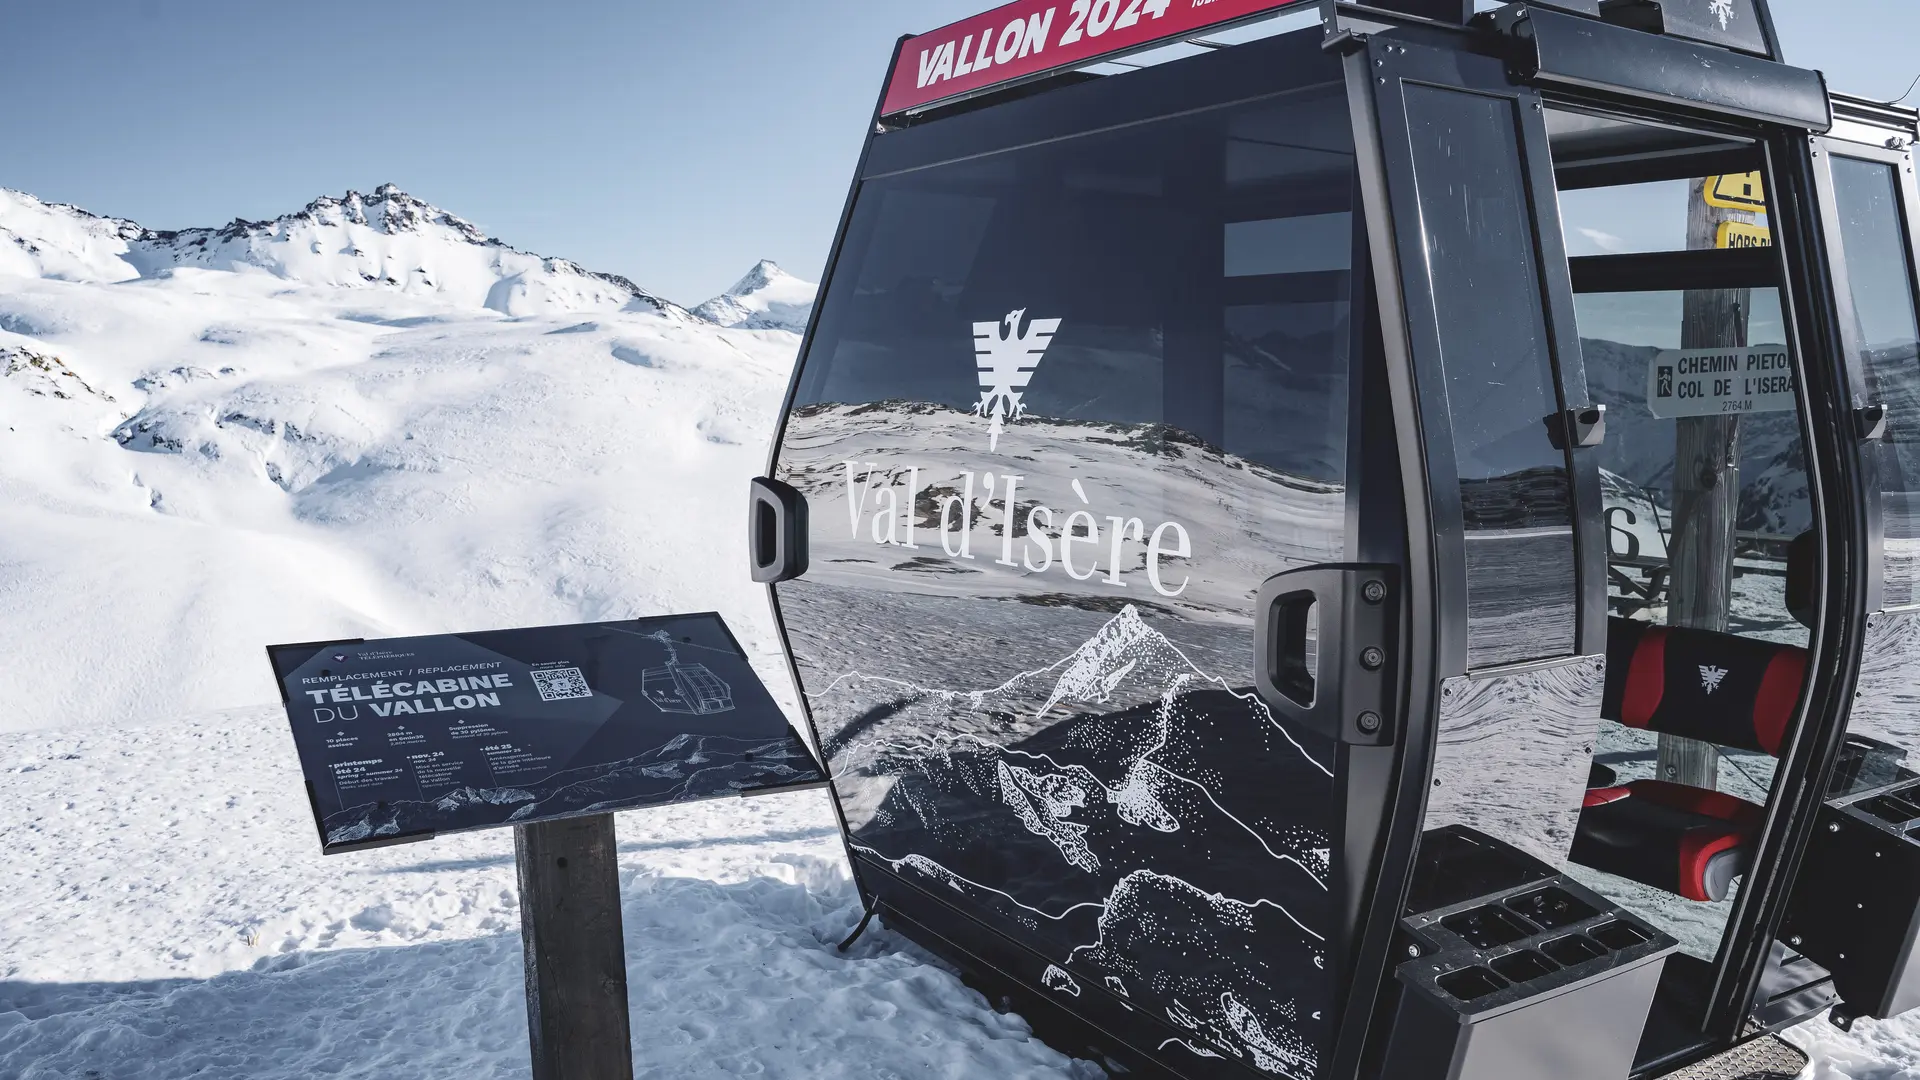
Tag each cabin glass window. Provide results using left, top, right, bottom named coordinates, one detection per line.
left=1578, top=287, right=1810, bottom=647
left=1562, top=159, right=1814, bottom=963
left=1575, top=280, right=1811, bottom=962
left=795, top=85, right=1358, bottom=487
left=1829, top=156, right=1920, bottom=607
left=1403, top=84, right=1577, bottom=668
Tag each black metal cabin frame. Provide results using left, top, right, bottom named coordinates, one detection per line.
left=750, top=2, right=1920, bottom=1077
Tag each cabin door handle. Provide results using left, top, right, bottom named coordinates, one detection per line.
left=1254, top=564, right=1398, bottom=746
left=748, top=477, right=810, bottom=584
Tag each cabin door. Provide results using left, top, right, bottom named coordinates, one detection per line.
left=1347, top=24, right=1867, bottom=1070
left=1329, top=31, right=1615, bottom=1071
left=1345, top=34, right=1604, bottom=856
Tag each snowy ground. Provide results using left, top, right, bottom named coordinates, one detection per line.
left=0, top=184, right=1915, bottom=1078
left=0, top=711, right=1098, bottom=1079
left=0, top=185, right=1096, bottom=1079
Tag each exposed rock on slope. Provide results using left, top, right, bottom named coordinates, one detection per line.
left=1, top=343, right=114, bottom=402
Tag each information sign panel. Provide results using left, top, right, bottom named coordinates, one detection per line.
left=1647, top=344, right=1796, bottom=419
left=1705, top=171, right=1768, bottom=211
left=1717, top=221, right=1772, bottom=249
left=269, top=613, right=826, bottom=853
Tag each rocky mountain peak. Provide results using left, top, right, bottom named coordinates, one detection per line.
left=693, top=259, right=818, bottom=333
left=1, top=343, right=115, bottom=403
left=731, top=259, right=792, bottom=295
left=146, top=185, right=492, bottom=249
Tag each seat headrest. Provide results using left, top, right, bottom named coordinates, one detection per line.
left=1604, top=616, right=1807, bottom=756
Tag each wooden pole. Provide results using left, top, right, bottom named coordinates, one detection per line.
left=516, top=813, right=634, bottom=1080
left=1660, top=178, right=1759, bottom=791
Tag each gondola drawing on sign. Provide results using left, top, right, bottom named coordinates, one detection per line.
left=640, top=629, right=735, bottom=715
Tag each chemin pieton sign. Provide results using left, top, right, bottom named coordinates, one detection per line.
left=1647, top=344, right=1796, bottom=419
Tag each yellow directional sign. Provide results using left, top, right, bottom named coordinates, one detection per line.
left=1717, top=221, right=1773, bottom=249
left=1705, top=172, right=1767, bottom=211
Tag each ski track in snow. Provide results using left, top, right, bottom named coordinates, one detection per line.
left=0, top=183, right=1911, bottom=1077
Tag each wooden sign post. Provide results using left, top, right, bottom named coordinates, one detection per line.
left=516, top=813, right=635, bottom=1080
left=1662, top=174, right=1763, bottom=791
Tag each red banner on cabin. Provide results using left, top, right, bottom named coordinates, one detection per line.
left=881, top=0, right=1302, bottom=116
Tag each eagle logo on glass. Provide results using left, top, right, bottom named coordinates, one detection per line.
left=972, top=308, right=1061, bottom=451
left=1708, top=0, right=1736, bottom=30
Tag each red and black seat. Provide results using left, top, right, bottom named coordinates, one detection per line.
left=1573, top=780, right=1766, bottom=902
left=1568, top=617, right=1807, bottom=902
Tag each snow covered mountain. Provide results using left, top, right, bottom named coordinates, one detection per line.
left=0, top=184, right=720, bottom=318
left=0, top=185, right=813, bottom=733
left=693, top=259, right=818, bottom=332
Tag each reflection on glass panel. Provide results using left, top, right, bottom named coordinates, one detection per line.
left=1830, top=156, right=1920, bottom=606
left=1225, top=212, right=1351, bottom=277
left=800, top=118, right=1355, bottom=482
left=777, top=83, right=1358, bottom=1074
left=1560, top=180, right=1693, bottom=256
left=1404, top=84, right=1576, bottom=668
left=1830, top=156, right=1920, bottom=826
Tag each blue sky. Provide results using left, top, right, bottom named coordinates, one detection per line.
left=3, top=0, right=1916, bottom=305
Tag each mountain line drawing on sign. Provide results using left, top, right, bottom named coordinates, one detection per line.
left=972, top=308, right=1061, bottom=450
left=817, top=605, right=1331, bottom=1076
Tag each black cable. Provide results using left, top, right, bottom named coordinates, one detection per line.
left=837, top=905, right=879, bottom=952
left=1880, top=71, right=1920, bottom=107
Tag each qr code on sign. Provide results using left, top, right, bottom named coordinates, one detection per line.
left=531, top=667, right=592, bottom=702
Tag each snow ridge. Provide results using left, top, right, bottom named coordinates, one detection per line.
left=2, top=185, right=816, bottom=325
left=0, top=188, right=147, bottom=282
left=0, top=178, right=815, bottom=732
left=125, top=183, right=696, bottom=319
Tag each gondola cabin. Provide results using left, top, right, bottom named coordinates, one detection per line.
left=639, top=630, right=736, bottom=715
left=747, top=1, right=1920, bottom=1076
